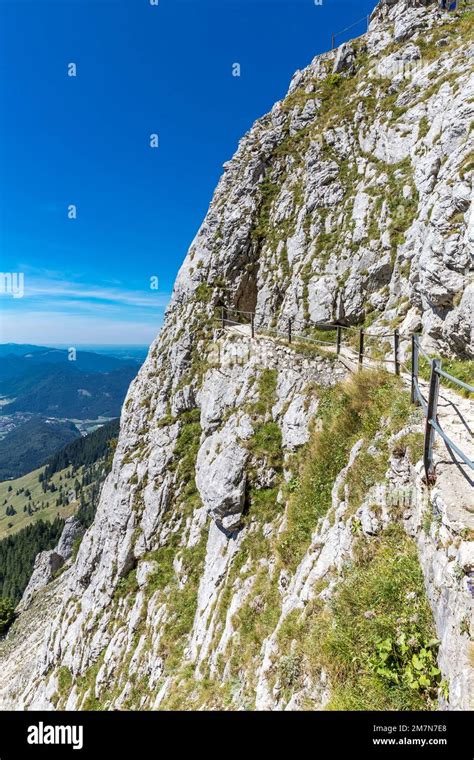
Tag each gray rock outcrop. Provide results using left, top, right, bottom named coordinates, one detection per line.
left=18, top=517, right=84, bottom=611
left=0, top=0, right=472, bottom=712
left=19, top=552, right=65, bottom=611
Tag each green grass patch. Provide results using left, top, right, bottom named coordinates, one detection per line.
left=343, top=447, right=388, bottom=515
left=247, top=422, right=282, bottom=470
left=145, top=535, right=180, bottom=593
left=251, top=177, right=281, bottom=243
left=114, top=568, right=139, bottom=599
left=157, top=532, right=207, bottom=671
left=418, top=355, right=473, bottom=398
left=317, top=525, right=441, bottom=710
left=277, top=371, right=413, bottom=571
left=171, top=408, right=202, bottom=512
left=57, top=666, right=73, bottom=697
left=392, top=432, right=424, bottom=466
left=275, top=525, right=440, bottom=710
left=251, top=369, right=278, bottom=417
left=228, top=569, right=281, bottom=699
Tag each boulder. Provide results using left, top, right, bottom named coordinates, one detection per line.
left=56, top=516, right=83, bottom=561
left=19, top=551, right=64, bottom=610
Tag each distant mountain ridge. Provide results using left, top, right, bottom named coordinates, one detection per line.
left=1, top=365, right=136, bottom=419
left=0, top=345, right=139, bottom=479
left=0, top=343, right=139, bottom=373
left=0, top=418, right=81, bottom=480
left=0, top=343, right=140, bottom=420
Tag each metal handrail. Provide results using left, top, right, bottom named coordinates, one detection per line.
left=293, top=334, right=336, bottom=346
left=222, top=309, right=396, bottom=338
left=435, top=366, right=474, bottom=395
left=219, top=308, right=472, bottom=483
left=417, top=343, right=432, bottom=363
left=411, top=334, right=473, bottom=482
left=224, top=308, right=255, bottom=316
left=429, top=417, right=473, bottom=472
left=331, top=14, right=370, bottom=49
left=219, top=308, right=472, bottom=479
left=218, top=307, right=404, bottom=370
left=413, top=381, right=428, bottom=414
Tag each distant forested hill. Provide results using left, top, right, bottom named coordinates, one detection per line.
left=0, top=344, right=139, bottom=420
left=43, top=417, right=120, bottom=478
left=0, top=419, right=120, bottom=603
left=0, top=418, right=81, bottom=480
left=2, top=365, right=136, bottom=419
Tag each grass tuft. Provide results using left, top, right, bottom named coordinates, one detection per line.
left=277, top=370, right=413, bottom=571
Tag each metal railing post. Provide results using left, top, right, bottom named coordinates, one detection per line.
left=394, top=329, right=400, bottom=376
left=358, top=329, right=364, bottom=368
left=336, top=325, right=342, bottom=355
left=423, top=359, right=441, bottom=484
left=251, top=313, right=255, bottom=339
left=288, top=318, right=292, bottom=345
left=221, top=307, right=225, bottom=330
left=411, top=334, right=419, bottom=405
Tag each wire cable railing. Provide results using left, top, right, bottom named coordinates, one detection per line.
left=218, top=307, right=403, bottom=370
left=218, top=307, right=473, bottom=484
left=331, top=14, right=371, bottom=50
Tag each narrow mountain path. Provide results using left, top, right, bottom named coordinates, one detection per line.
left=224, top=323, right=474, bottom=528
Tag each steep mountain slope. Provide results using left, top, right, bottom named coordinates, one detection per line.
left=0, top=0, right=472, bottom=711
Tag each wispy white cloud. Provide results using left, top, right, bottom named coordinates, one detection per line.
left=0, top=269, right=171, bottom=344
left=23, top=280, right=170, bottom=309
left=0, top=311, right=162, bottom=345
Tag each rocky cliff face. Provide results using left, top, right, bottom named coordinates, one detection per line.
left=0, top=0, right=472, bottom=711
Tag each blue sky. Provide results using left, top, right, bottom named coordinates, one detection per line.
left=0, top=0, right=376, bottom=345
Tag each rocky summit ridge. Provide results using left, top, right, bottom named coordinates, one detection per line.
left=0, top=0, right=472, bottom=711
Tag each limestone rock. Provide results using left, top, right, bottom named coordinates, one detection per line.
left=196, top=415, right=253, bottom=532
left=0, top=0, right=472, bottom=713
left=19, top=552, right=64, bottom=611
left=56, top=517, right=83, bottom=561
